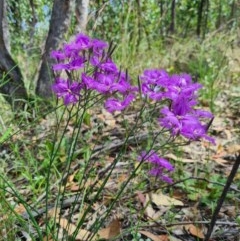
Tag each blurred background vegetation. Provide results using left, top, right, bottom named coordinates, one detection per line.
left=1, top=2, right=239, bottom=240
left=1, top=0, right=240, bottom=115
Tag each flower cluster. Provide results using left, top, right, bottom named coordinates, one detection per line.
left=140, top=70, right=215, bottom=144
left=51, top=33, right=136, bottom=112
left=51, top=34, right=215, bottom=184
left=138, top=151, right=174, bottom=183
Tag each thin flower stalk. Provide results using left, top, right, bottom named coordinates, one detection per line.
left=49, top=33, right=215, bottom=240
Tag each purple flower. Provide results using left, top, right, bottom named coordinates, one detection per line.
left=141, top=83, right=165, bottom=100
left=82, top=72, right=116, bottom=93
left=50, top=50, right=66, bottom=61
left=111, top=72, right=136, bottom=94
left=105, top=98, right=126, bottom=113
left=159, top=106, right=215, bottom=144
left=180, top=114, right=215, bottom=144
left=53, top=57, right=86, bottom=71
left=165, top=82, right=201, bottom=104
left=62, top=43, right=82, bottom=58
left=140, top=69, right=170, bottom=100
left=75, top=33, right=92, bottom=50
left=162, top=74, right=202, bottom=116
left=50, top=35, right=215, bottom=148
left=122, top=93, right=135, bottom=106
left=52, top=63, right=68, bottom=71
left=63, top=43, right=80, bottom=58
left=92, top=39, right=108, bottom=55
left=159, top=107, right=182, bottom=135
left=90, top=55, right=101, bottom=66
left=139, top=151, right=174, bottom=183
left=159, top=105, right=215, bottom=144
left=98, top=59, right=118, bottom=73
left=170, top=73, right=193, bottom=87
left=94, top=73, right=115, bottom=93
left=171, top=93, right=197, bottom=116
left=104, top=94, right=134, bottom=113
left=140, top=69, right=169, bottom=86
left=194, top=109, right=214, bottom=119
left=82, top=73, right=96, bottom=89
left=111, top=80, right=131, bottom=94
left=68, top=57, right=86, bottom=70
left=52, top=78, right=82, bottom=105
left=62, top=35, right=91, bottom=58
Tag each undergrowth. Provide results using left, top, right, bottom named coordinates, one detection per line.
left=0, top=30, right=239, bottom=240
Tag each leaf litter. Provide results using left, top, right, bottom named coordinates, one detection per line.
left=1, top=83, right=240, bottom=241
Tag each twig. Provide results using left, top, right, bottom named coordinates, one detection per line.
left=165, top=220, right=239, bottom=227
left=33, top=131, right=155, bottom=207
left=171, top=176, right=240, bottom=193
left=22, top=195, right=82, bottom=220
left=141, top=176, right=240, bottom=196
left=64, top=131, right=159, bottom=177
left=204, top=153, right=240, bottom=241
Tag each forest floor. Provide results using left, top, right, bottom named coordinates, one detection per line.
left=0, top=35, right=240, bottom=241
left=1, top=82, right=239, bottom=241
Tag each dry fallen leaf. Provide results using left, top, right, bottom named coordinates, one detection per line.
left=14, top=204, right=26, bottom=214
left=227, top=144, right=240, bottom=154
left=66, top=177, right=99, bottom=192
left=144, top=195, right=169, bottom=220
left=136, top=191, right=146, bottom=205
left=58, top=218, right=95, bottom=241
left=184, top=224, right=205, bottom=239
left=150, top=193, right=184, bottom=206
left=98, top=219, right=121, bottom=239
left=224, top=129, right=232, bottom=140
left=165, top=153, right=196, bottom=163
left=220, top=206, right=236, bottom=217
left=165, top=153, right=178, bottom=161
left=213, top=157, right=228, bottom=166
left=99, top=109, right=116, bottom=127
left=145, top=204, right=163, bottom=220
left=47, top=207, right=61, bottom=219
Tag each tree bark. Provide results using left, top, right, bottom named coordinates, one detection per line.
left=229, top=0, right=236, bottom=28
left=36, top=0, right=74, bottom=98
left=136, top=0, right=142, bottom=50
left=202, top=0, right=209, bottom=39
left=196, top=0, right=206, bottom=37
left=75, top=0, right=89, bottom=33
left=169, top=0, right=176, bottom=34
left=29, top=0, right=38, bottom=49
left=215, top=0, right=222, bottom=29
left=0, top=0, right=28, bottom=110
left=159, top=0, right=164, bottom=36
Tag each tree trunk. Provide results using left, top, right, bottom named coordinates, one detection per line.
left=159, top=0, right=164, bottom=36
left=169, top=0, right=176, bottom=34
left=29, top=0, right=38, bottom=49
left=196, top=0, right=206, bottom=37
left=136, top=0, right=142, bottom=50
left=216, top=0, right=222, bottom=29
left=0, top=0, right=28, bottom=110
left=229, top=0, right=236, bottom=28
left=36, top=0, right=74, bottom=98
left=75, top=0, right=89, bottom=33
left=202, top=0, right=209, bottom=39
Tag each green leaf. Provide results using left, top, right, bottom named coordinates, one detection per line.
left=0, top=127, right=13, bottom=143
left=83, top=111, right=91, bottom=127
